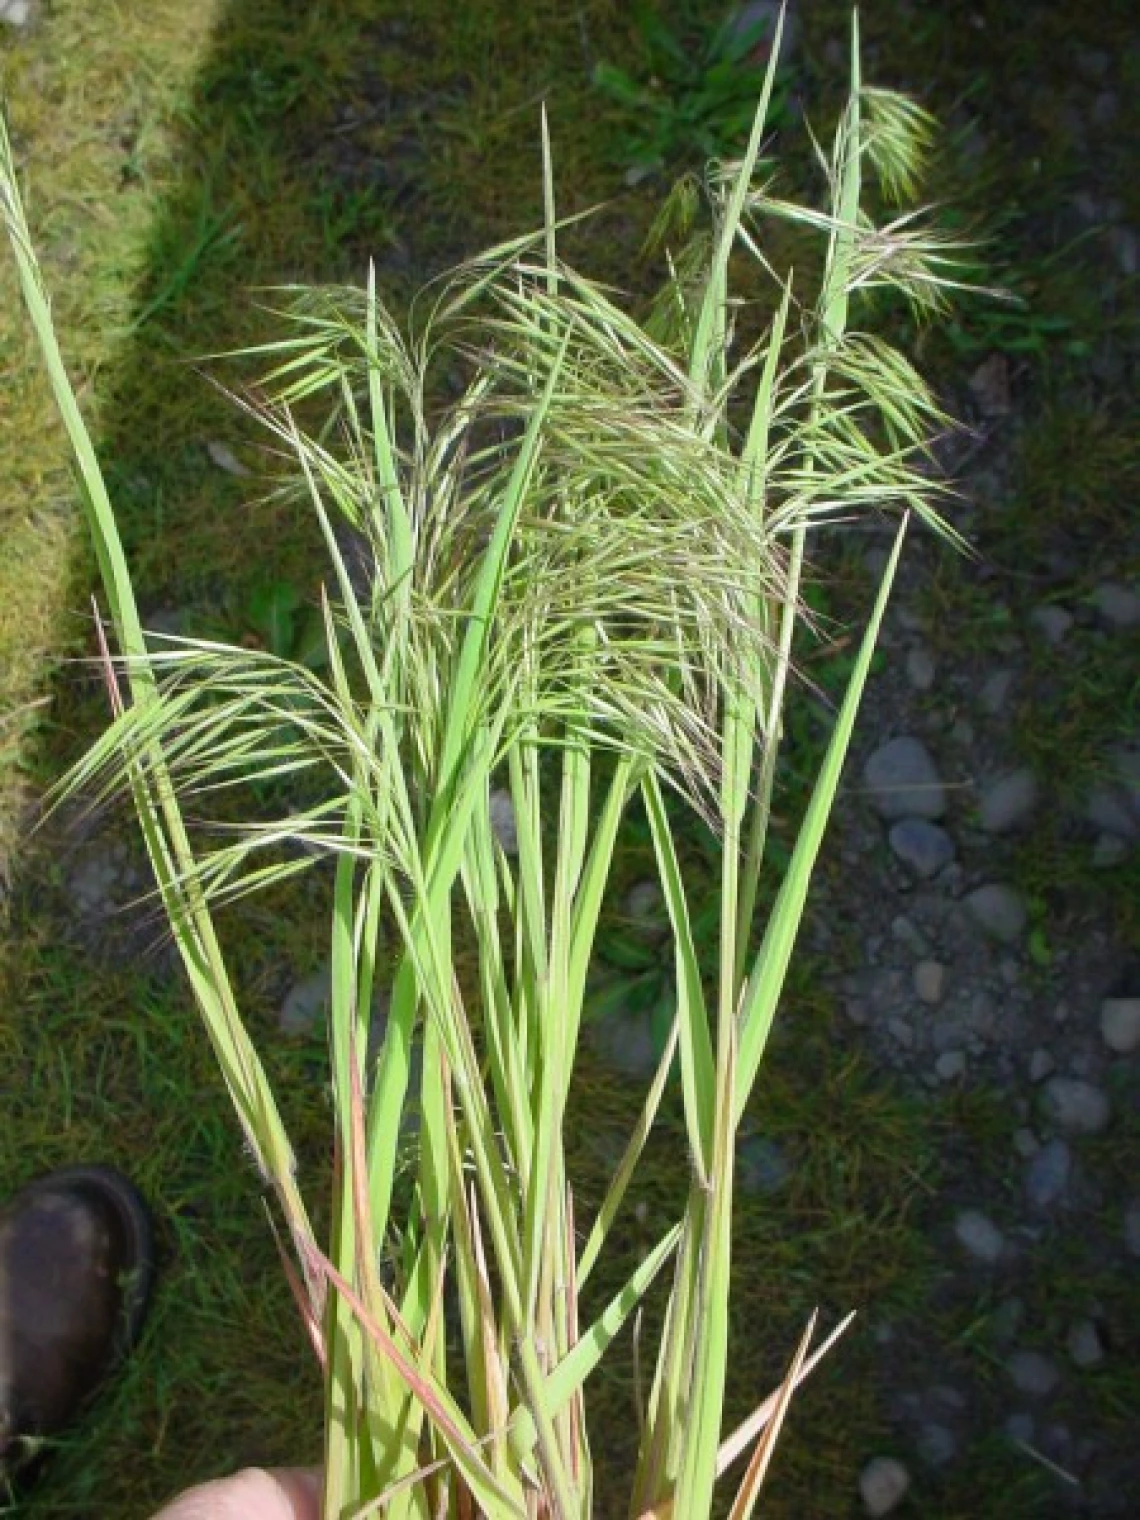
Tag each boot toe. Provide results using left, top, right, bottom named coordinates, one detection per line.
left=0, top=1165, right=154, bottom=1473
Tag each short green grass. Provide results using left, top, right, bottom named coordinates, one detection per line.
left=2, top=0, right=1137, bottom=1515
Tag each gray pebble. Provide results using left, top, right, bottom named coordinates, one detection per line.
left=914, top=960, right=947, bottom=1005
left=590, top=1009, right=661, bottom=1081
left=727, top=1, right=803, bottom=61
left=1100, top=997, right=1140, bottom=1054
left=1110, top=226, right=1139, bottom=277
left=1091, top=581, right=1140, bottom=629
left=964, top=883, right=1027, bottom=943
left=935, top=1051, right=967, bottom=1082
left=279, top=965, right=333, bottom=1035
left=1066, top=1318, right=1105, bottom=1369
left=949, top=717, right=976, bottom=747
left=858, top=1456, right=911, bottom=1516
left=1085, top=783, right=1137, bottom=840
left=991, top=1297, right=1026, bottom=1344
left=1041, top=1076, right=1111, bottom=1135
left=864, top=737, right=947, bottom=821
left=1092, top=832, right=1129, bottom=867
left=737, top=1135, right=793, bottom=1195
left=0, top=1, right=34, bottom=26
left=999, top=957, right=1021, bottom=987
left=888, top=818, right=955, bottom=878
left=489, top=788, right=519, bottom=854
left=624, top=879, right=664, bottom=922
left=1005, top=1411, right=1035, bottom=1445
left=980, top=668, right=1016, bottom=715
left=896, top=607, right=924, bottom=634
left=1006, top=1350, right=1061, bottom=1398
left=1075, top=46, right=1110, bottom=78
left=888, top=1018, right=915, bottom=1049
left=1030, top=605, right=1073, bottom=645
left=68, top=850, right=130, bottom=918
left=916, top=1423, right=958, bottom=1467
left=1012, top=1128, right=1039, bottom=1159
left=954, top=1208, right=1005, bottom=1264
left=1025, top=1138, right=1073, bottom=1210
left=906, top=646, right=936, bottom=691
left=145, top=606, right=189, bottom=641
left=978, top=768, right=1039, bottom=833
left=1092, top=89, right=1120, bottom=126
left=891, top=915, right=930, bottom=956
left=1028, top=1048, right=1055, bottom=1083
left=1124, top=1199, right=1140, bottom=1257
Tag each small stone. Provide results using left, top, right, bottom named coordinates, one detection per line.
left=935, top=1050, right=967, bottom=1082
left=489, top=789, right=519, bottom=854
left=624, top=879, right=663, bottom=923
left=1005, top=1411, right=1035, bottom=1445
left=1066, top=1318, right=1105, bottom=1369
left=858, top=1456, right=911, bottom=1516
left=913, top=960, right=947, bottom=1005
left=954, top=1208, right=1005, bottom=1264
left=1109, top=226, right=1139, bottom=278
left=590, top=1009, right=660, bottom=1081
left=1006, top=1350, right=1061, bottom=1398
left=1028, top=1048, right=1055, bottom=1083
left=1099, top=997, right=1140, bottom=1055
left=1124, top=1200, right=1140, bottom=1257
left=980, top=668, right=1016, bottom=715
left=964, top=883, right=1027, bottom=943
left=978, top=769, right=1040, bottom=833
left=845, top=998, right=869, bottom=1026
left=726, top=1, right=803, bottom=63
left=892, top=915, right=930, bottom=956
left=863, top=737, right=947, bottom=821
left=145, top=606, right=189, bottom=642
left=1041, top=1077, right=1110, bottom=1135
left=1085, top=783, right=1138, bottom=841
left=1092, top=832, right=1129, bottom=868
left=279, top=965, right=333, bottom=1035
left=1075, top=46, right=1110, bottom=79
left=887, top=1018, right=915, bottom=1049
left=991, top=1297, right=1026, bottom=1343
left=1092, top=89, right=1120, bottom=126
left=968, top=353, right=1012, bottom=416
left=737, top=1135, right=793, bottom=1195
left=999, top=957, right=1021, bottom=986
left=1091, top=582, right=1140, bottom=629
left=888, top=818, right=955, bottom=879
left=205, top=439, right=250, bottom=477
left=1012, top=1128, right=1039, bottom=1159
left=905, top=646, right=936, bottom=691
left=916, top=1423, right=958, bottom=1467
left=948, top=717, right=975, bottom=747
left=1025, top=1138, right=1072, bottom=1210
left=68, top=850, right=128, bottom=918
left=1030, top=605, right=1073, bottom=645
left=0, top=0, right=33, bottom=25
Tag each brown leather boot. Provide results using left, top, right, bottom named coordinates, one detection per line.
left=0, top=1164, right=154, bottom=1481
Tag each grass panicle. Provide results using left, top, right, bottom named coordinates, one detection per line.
left=2, top=13, right=962, bottom=1516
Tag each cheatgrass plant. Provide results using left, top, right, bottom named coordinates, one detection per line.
left=3, top=14, right=966, bottom=1517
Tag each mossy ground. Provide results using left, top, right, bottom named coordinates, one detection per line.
left=1, top=0, right=1136, bottom=1515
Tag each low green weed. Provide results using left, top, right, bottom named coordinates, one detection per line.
left=593, top=2, right=791, bottom=181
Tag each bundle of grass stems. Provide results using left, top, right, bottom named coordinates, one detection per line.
left=2, top=12, right=964, bottom=1516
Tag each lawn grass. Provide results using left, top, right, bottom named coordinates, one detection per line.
left=2, top=0, right=1136, bottom=1515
